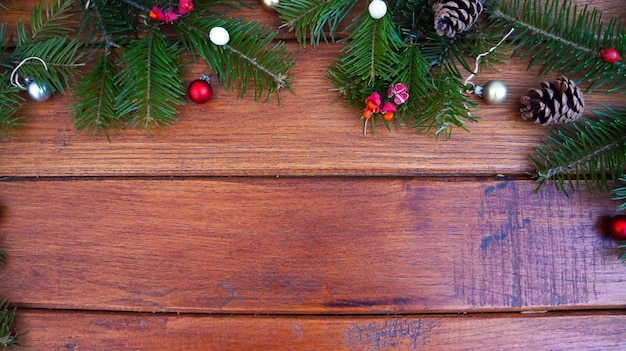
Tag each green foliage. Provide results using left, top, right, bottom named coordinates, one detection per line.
left=1, top=0, right=296, bottom=138
left=16, top=0, right=76, bottom=45
left=490, top=0, right=625, bottom=92
left=328, top=12, right=404, bottom=98
left=612, top=176, right=626, bottom=211
left=0, top=300, right=20, bottom=349
left=619, top=244, right=626, bottom=265
left=0, top=73, right=23, bottom=141
left=71, top=53, right=122, bottom=138
left=531, top=107, right=626, bottom=195
left=115, top=27, right=185, bottom=131
left=414, top=72, right=477, bottom=138
left=277, top=0, right=356, bottom=46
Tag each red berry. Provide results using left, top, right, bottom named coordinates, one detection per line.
left=366, top=101, right=378, bottom=111
left=187, top=78, right=212, bottom=104
left=363, top=109, right=373, bottom=120
left=600, top=47, right=620, bottom=63
left=607, top=215, right=626, bottom=240
left=149, top=10, right=159, bottom=21
left=383, top=111, right=394, bottom=122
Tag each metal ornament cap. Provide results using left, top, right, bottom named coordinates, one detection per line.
left=482, top=80, right=507, bottom=105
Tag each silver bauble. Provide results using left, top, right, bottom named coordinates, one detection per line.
left=260, top=0, right=279, bottom=11
left=482, top=80, right=507, bottom=105
left=27, top=79, right=52, bottom=102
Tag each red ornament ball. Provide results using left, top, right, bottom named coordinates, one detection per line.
left=607, top=215, right=626, bottom=240
left=600, top=47, right=620, bottom=63
left=187, top=77, right=212, bottom=104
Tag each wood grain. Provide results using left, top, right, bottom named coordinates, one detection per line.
left=1, top=178, right=624, bottom=313
left=2, top=1, right=626, bottom=349
left=0, top=3, right=624, bottom=177
left=13, top=310, right=626, bottom=350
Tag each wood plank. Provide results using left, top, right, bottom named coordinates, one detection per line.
left=1, top=178, right=624, bottom=313
left=1, top=3, right=625, bottom=177
left=2, top=43, right=625, bottom=177
left=12, top=310, right=626, bottom=350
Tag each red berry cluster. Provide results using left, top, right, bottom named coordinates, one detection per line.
left=149, top=0, right=194, bottom=23
left=362, top=83, right=409, bottom=135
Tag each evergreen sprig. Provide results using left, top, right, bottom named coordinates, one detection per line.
left=278, top=0, right=356, bottom=46
left=0, top=73, right=23, bottom=141
left=489, top=0, right=625, bottom=92
left=115, top=27, right=185, bottom=131
left=177, top=15, right=295, bottom=102
left=16, top=0, right=76, bottom=45
left=612, top=176, right=626, bottom=211
left=71, top=53, right=122, bottom=138
left=1, top=0, right=296, bottom=138
left=531, top=107, right=626, bottom=195
left=0, top=300, right=19, bottom=349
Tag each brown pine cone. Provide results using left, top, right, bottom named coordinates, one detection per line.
left=520, top=75, right=584, bottom=125
left=431, top=0, right=484, bottom=38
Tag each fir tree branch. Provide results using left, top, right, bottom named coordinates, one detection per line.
left=176, top=16, right=295, bottom=102
left=118, top=0, right=150, bottom=12
left=0, top=73, right=24, bottom=141
left=89, top=0, right=120, bottom=51
left=414, top=72, right=477, bottom=138
left=225, top=44, right=290, bottom=90
left=489, top=0, right=625, bottom=91
left=8, top=37, right=87, bottom=94
left=115, top=26, right=185, bottom=131
left=277, top=0, right=356, bottom=46
left=17, top=0, right=76, bottom=45
left=0, top=300, right=20, bottom=349
left=612, top=176, right=626, bottom=211
left=71, top=52, right=122, bottom=138
left=531, top=107, right=626, bottom=195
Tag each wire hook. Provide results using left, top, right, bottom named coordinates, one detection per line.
left=463, top=28, right=515, bottom=93
left=10, top=57, right=48, bottom=90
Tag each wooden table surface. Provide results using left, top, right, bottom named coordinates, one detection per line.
left=1, top=0, right=625, bottom=349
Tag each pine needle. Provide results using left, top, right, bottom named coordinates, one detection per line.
left=0, top=300, right=20, bottom=349
left=115, top=27, right=185, bottom=132
left=531, top=107, right=626, bottom=195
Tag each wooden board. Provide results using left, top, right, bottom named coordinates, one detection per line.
left=1, top=178, right=624, bottom=314
left=1, top=0, right=626, bottom=349
left=13, top=310, right=626, bottom=350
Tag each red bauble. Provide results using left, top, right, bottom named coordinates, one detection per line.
left=607, top=215, right=626, bottom=240
left=600, top=47, right=620, bottom=63
left=188, top=77, right=212, bottom=104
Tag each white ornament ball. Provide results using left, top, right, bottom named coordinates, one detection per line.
left=482, top=80, right=508, bottom=105
left=368, top=0, right=387, bottom=20
left=260, top=0, right=280, bottom=11
left=209, top=27, right=230, bottom=46
left=26, top=79, right=52, bottom=102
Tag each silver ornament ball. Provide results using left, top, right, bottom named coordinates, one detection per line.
left=482, top=80, right=507, bottom=105
left=27, top=79, right=52, bottom=102
left=260, top=0, right=279, bottom=11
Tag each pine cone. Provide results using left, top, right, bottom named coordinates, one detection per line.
left=431, top=0, right=483, bottom=38
left=520, top=75, right=584, bottom=125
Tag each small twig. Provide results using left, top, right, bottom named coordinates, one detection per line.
left=119, top=0, right=150, bottom=13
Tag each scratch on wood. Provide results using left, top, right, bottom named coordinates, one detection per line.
left=480, top=232, right=508, bottom=250
left=326, top=298, right=410, bottom=308
left=345, top=319, right=436, bottom=350
left=218, top=281, right=240, bottom=308
left=454, top=182, right=598, bottom=308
